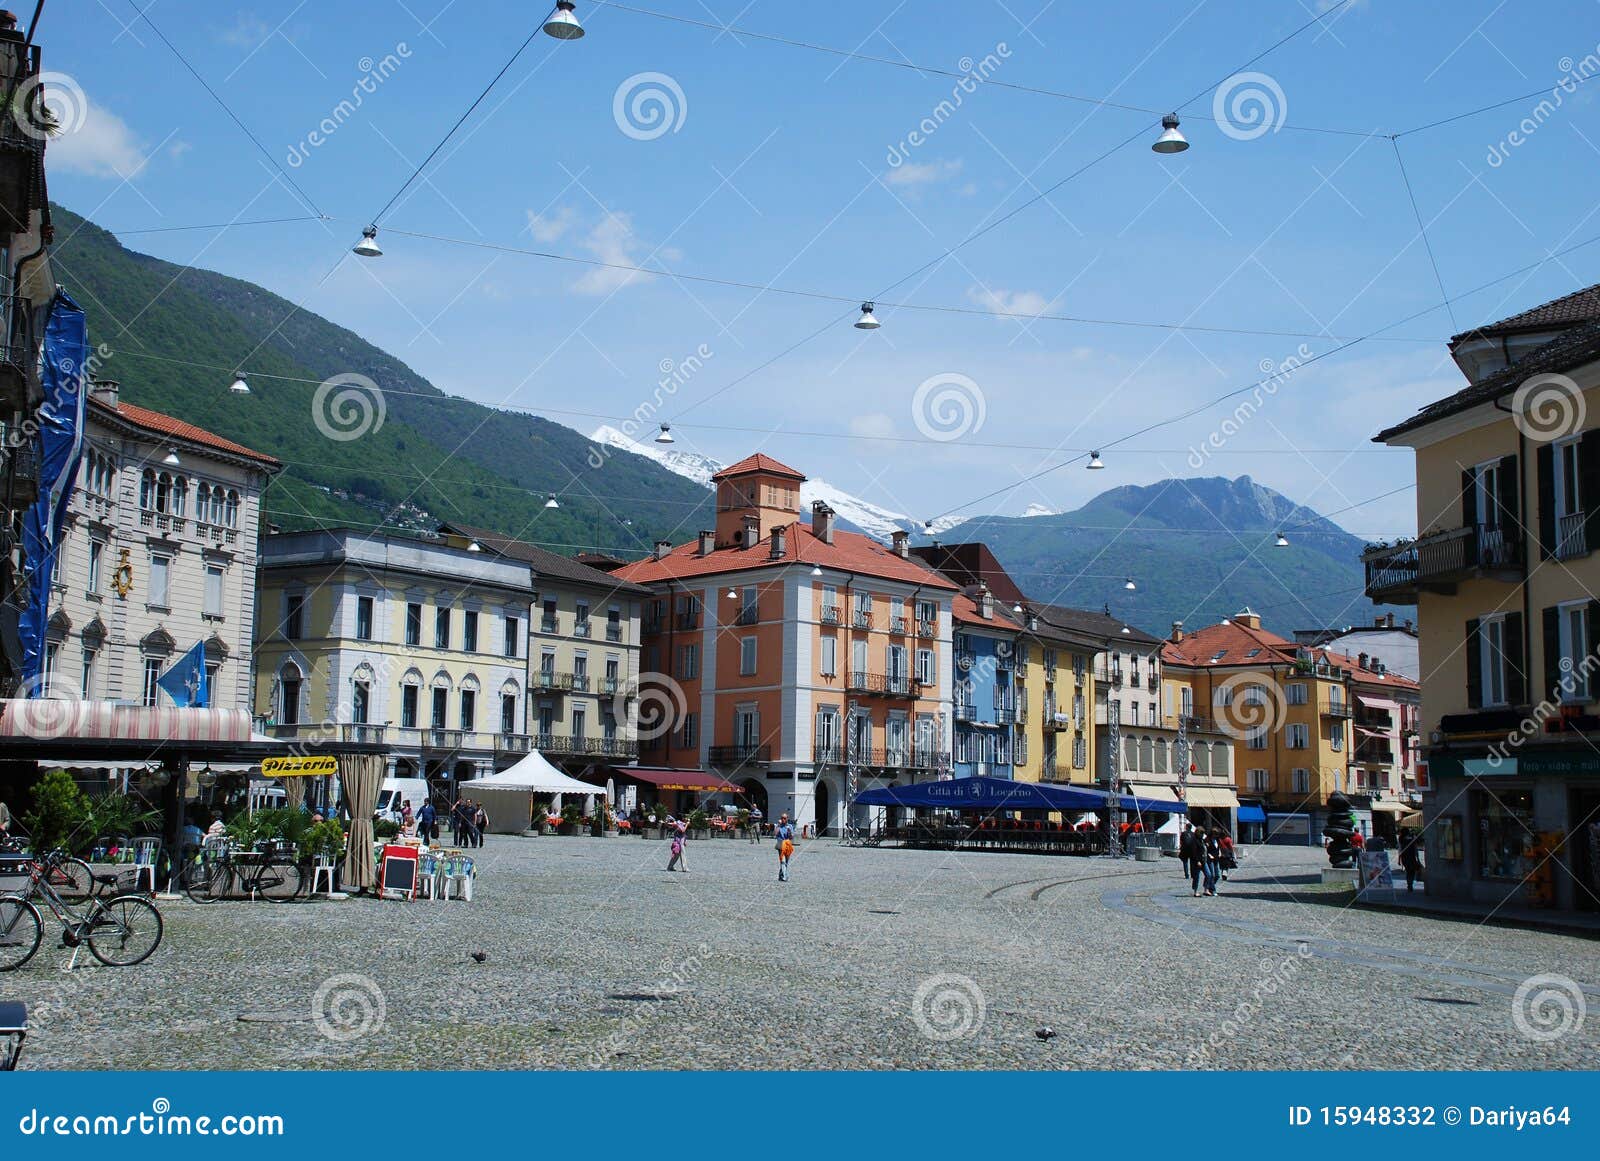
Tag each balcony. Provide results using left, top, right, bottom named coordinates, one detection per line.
left=4, top=443, right=37, bottom=504
left=1556, top=511, right=1589, bottom=561
left=603, top=676, right=620, bottom=695
left=1362, top=522, right=1523, bottom=604
left=342, top=724, right=386, bottom=745
left=570, top=674, right=592, bottom=693
left=643, top=616, right=664, bottom=635
left=848, top=672, right=913, bottom=697
left=535, top=734, right=639, bottom=758
left=425, top=728, right=464, bottom=752
left=1320, top=699, right=1353, bottom=719
left=708, top=743, right=770, bottom=767
left=852, top=609, right=874, bottom=630
left=676, top=612, right=700, bottom=630
left=573, top=620, right=592, bottom=638
left=993, top=706, right=1017, bottom=726
left=953, top=702, right=977, bottom=722
left=889, top=615, right=909, bottom=635
left=735, top=608, right=759, bottom=626
left=917, top=619, right=936, bottom=637
left=540, top=617, right=559, bottom=633
left=814, top=742, right=842, bottom=765
left=534, top=671, right=576, bottom=693
left=496, top=733, right=534, bottom=755
left=606, top=624, right=623, bottom=642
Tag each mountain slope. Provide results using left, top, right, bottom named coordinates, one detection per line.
left=937, top=476, right=1400, bottom=636
left=590, top=424, right=924, bottom=541
left=48, top=205, right=713, bottom=552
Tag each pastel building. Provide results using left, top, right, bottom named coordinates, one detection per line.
left=613, top=454, right=957, bottom=835
left=950, top=586, right=1022, bottom=779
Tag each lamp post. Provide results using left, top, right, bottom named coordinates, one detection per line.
left=1105, top=698, right=1122, bottom=858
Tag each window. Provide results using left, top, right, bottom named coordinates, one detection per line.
left=1475, top=789, right=1534, bottom=879
left=542, top=598, right=559, bottom=632
left=1072, top=735, right=1087, bottom=768
left=284, top=592, right=305, bottom=640
left=736, top=706, right=760, bottom=749
left=352, top=681, right=370, bottom=724
left=1286, top=723, right=1309, bottom=749
left=503, top=615, right=520, bottom=658
left=1329, top=721, right=1345, bottom=752
left=1475, top=614, right=1511, bottom=707
left=678, top=711, right=697, bottom=750
left=149, top=554, right=171, bottom=609
left=1247, top=768, right=1269, bottom=792
left=463, top=610, right=479, bottom=652
left=740, top=637, right=757, bottom=676
left=279, top=669, right=301, bottom=725
left=355, top=595, right=374, bottom=640
left=852, top=638, right=868, bottom=676
left=741, top=587, right=758, bottom=624
left=573, top=654, right=589, bottom=688
left=887, top=644, right=907, bottom=688
left=1215, top=684, right=1234, bottom=708
left=406, top=602, right=422, bottom=647
left=605, top=656, right=620, bottom=691
left=820, top=635, right=838, bottom=677
left=435, top=606, right=451, bottom=650
left=1246, top=726, right=1267, bottom=750
left=501, top=693, right=517, bottom=735
left=1291, top=768, right=1311, bottom=794
left=1555, top=601, right=1593, bottom=702
left=87, top=539, right=104, bottom=596
left=916, top=648, right=934, bottom=686
left=575, top=602, right=591, bottom=635
left=1555, top=438, right=1582, bottom=520
left=431, top=687, right=448, bottom=730
left=401, top=685, right=419, bottom=729
left=816, top=709, right=841, bottom=759
left=204, top=564, right=225, bottom=619
left=143, top=659, right=162, bottom=708
left=1285, top=682, right=1307, bottom=705
left=460, top=689, right=476, bottom=732
left=678, top=643, right=700, bottom=680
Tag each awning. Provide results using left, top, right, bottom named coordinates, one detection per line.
left=1356, top=695, right=1398, bottom=712
left=854, top=775, right=1184, bottom=814
left=1399, top=810, right=1424, bottom=828
left=1355, top=726, right=1389, bottom=740
left=1123, top=782, right=1186, bottom=811
left=1237, top=804, right=1267, bottom=824
left=611, top=767, right=745, bottom=794
left=0, top=701, right=252, bottom=743
left=1184, top=786, right=1240, bottom=809
left=1370, top=801, right=1411, bottom=815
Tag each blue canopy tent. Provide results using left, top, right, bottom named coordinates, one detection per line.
left=854, top=775, right=1185, bottom=815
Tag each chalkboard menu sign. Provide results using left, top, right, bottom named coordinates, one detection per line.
left=380, top=845, right=419, bottom=900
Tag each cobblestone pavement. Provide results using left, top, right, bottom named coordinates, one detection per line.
left=10, top=837, right=1599, bottom=1069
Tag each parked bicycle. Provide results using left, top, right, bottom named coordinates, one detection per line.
left=0, top=859, right=163, bottom=971
left=0, top=839, right=93, bottom=902
left=183, top=840, right=302, bottom=903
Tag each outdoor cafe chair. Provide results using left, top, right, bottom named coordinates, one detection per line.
left=416, top=851, right=441, bottom=901
left=131, top=836, right=161, bottom=893
left=443, top=853, right=475, bottom=901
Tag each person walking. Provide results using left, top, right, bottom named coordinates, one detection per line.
left=1178, top=823, right=1198, bottom=884
left=1201, top=829, right=1223, bottom=897
left=417, top=799, right=437, bottom=846
left=1399, top=828, right=1423, bottom=892
left=472, top=801, right=489, bottom=847
left=748, top=804, right=763, bottom=843
left=1218, top=831, right=1236, bottom=881
left=774, top=812, right=795, bottom=882
left=666, top=818, right=688, bottom=873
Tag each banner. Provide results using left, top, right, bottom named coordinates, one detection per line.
left=17, top=290, right=87, bottom=691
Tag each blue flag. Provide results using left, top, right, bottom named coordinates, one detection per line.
left=19, top=290, right=88, bottom=692
left=157, top=641, right=208, bottom=708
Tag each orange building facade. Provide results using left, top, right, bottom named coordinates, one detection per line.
left=613, top=454, right=957, bottom=834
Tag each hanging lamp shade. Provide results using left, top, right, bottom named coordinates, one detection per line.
left=655, top=423, right=675, bottom=444
left=1124, top=577, right=1136, bottom=591
left=228, top=372, right=250, bottom=395
left=545, top=495, right=560, bottom=509
left=353, top=226, right=382, bottom=257
left=1152, top=113, right=1189, bottom=154
left=543, top=0, right=585, bottom=40
left=1086, top=451, right=1105, bottom=470
left=1274, top=531, right=1290, bottom=547
left=854, top=302, right=881, bottom=330
left=162, top=448, right=181, bottom=466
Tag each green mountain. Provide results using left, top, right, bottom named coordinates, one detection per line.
left=937, top=476, right=1404, bottom=637
left=48, top=204, right=711, bottom=552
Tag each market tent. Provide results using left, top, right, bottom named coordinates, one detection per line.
left=467, top=752, right=598, bottom=834
left=854, top=775, right=1184, bottom=815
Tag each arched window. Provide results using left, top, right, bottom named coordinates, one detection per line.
left=224, top=490, right=240, bottom=528
left=1194, top=741, right=1210, bottom=776
left=139, top=469, right=155, bottom=510
left=196, top=483, right=211, bottom=523
left=171, top=476, right=187, bottom=517
left=1154, top=738, right=1168, bottom=775
left=278, top=661, right=303, bottom=726
left=155, top=472, right=172, bottom=514
left=1139, top=736, right=1154, bottom=773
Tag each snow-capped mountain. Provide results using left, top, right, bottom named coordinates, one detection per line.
left=1022, top=503, right=1057, bottom=518
left=590, top=425, right=923, bottom=543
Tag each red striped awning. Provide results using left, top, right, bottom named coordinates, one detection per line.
left=0, top=701, right=253, bottom=743
left=609, top=766, right=745, bottom=793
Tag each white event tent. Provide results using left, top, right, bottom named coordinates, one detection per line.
left=466, top=751, right=598, bottom=834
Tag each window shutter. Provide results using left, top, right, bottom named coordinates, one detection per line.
left=1465, top=618, right=1482, bottom=709
left=1497, top=454, right=1520, bottom=541
left=1537, top=444, right=1555, bottom=559
left=1505, top=612, right=1527, bottom=706
left=1544, top=606, right=1562, bottom=702
left=1461, top=467, right=1477, bottom=529
left=1582, top=430, right=1600, bottom=552
left=1589, top=602, right=1600, bottom=692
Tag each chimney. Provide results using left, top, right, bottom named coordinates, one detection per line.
left=697, top=530, right=714, bottom=557
left=741, top=514, right=759, bottom=550
left=812, top=500, right=835, bottom=545
left=769, top=526, right=786, bottom=560
left=1171, top=620, right=1184, bottom=642
left=89, top=379, right=120, bottom=407
left=1358, top=652, right=1370, bottom=670
left=1385, top=612, right=1396, bottom=629
left=1234, top=608, right=1261, bottom=630
left=890, top=530, right=909, bottom=559
left=977, top=583, right=993, bottom=620
left=654, top=540, right=671, bottom=561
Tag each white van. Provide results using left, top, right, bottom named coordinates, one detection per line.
left=375, top=778, right=431, bottom=821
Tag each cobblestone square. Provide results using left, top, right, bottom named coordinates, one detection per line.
left=12, top=837, right=1598, bottom=1070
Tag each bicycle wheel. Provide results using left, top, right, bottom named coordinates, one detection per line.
left=185, top=863, right=228, bottom=904
left=0, top=895, right=42, bottom=972
left=86, top=896, right=163, bottom=966
left=257, top=860, right=303, bottom=903
left=46, top=857, right=93, bottom=901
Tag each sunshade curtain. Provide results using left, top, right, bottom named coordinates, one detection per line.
left=339, top=752, right=383, bottom=890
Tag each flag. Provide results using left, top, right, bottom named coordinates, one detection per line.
left=157, top=641, right=208, bottom=709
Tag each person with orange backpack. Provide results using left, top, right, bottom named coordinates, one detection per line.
left=774, top=812, right=796, bottom=882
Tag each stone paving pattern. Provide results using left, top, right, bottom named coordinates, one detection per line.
left=10, top=836, right=1599, bottom=1069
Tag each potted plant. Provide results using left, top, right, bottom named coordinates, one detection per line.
left=560, top=802, right=584, bottom=835
left=687, top=808, right=709, bottom=840
left=736, top=807, right=751, bottom=839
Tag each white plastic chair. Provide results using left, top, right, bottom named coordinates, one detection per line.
left=310, top=855, right=338, bottom=897
left=443, top=854, right=474, bottom=901
left=416, top=852, right=439, bottom=900
left=131, top=836, right=161, bottom=894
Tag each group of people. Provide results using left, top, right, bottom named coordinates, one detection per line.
left=396, top=796, right=487, bottom=848
left=1178, top=823, right=1235, bottom=897
left=663, top=810, right=796, bottom=880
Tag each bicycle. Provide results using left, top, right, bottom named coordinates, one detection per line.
left=0, top=839, right=93, bottom=903
left=183, top=840, right=302, bottom=904
left=0, top=860, right=163, bottom=971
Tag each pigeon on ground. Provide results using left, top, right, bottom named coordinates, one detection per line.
left=469, top=951, right=487, bottom=964
left=1035, top=1027, right=1056, bottom=1041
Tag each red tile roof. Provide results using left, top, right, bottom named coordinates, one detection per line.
left=952, top=592, right=1022, bottom=628
left=613, top=522, right=957, bottom=589
left=1161, top=618, right=1417, bottom=690
left=711, top=453, right=805, bottom=482
left=96, top=400, right=281, bottom=468
left=1452, top=282, right=1600, bottom=341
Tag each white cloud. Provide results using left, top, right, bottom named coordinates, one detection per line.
left=883, top=158, right=963, bottom=187
left=849, top=412, right=897, bottom=439
left=217, top=12, right=271, bottom=47
left=48, top=99, right=149, bottom=181
left=526, top=205, right=576, bottom=243
left=965, top=285, right=1051, bottom=318
left=571, top=211, right=655, bottom=296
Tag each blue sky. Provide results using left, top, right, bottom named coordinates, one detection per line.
left=41, top=0, right=1600, bottom=539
